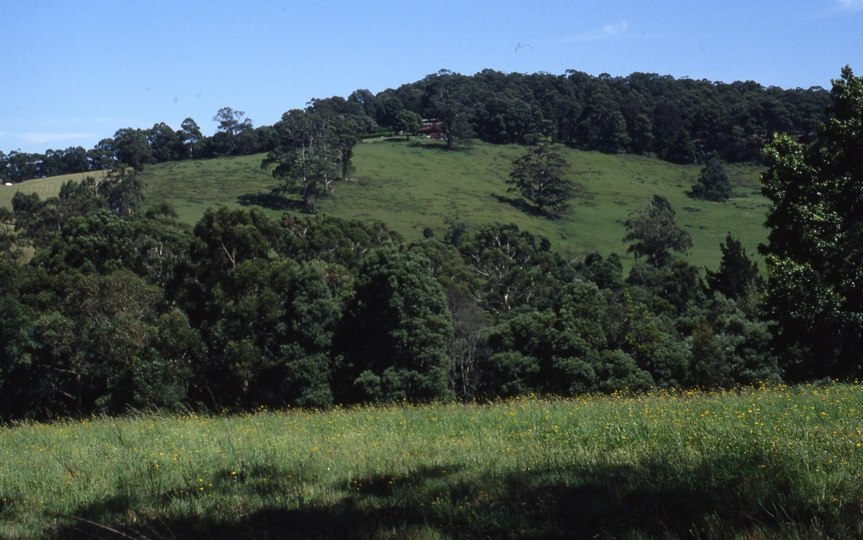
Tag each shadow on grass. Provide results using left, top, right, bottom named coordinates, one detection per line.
left=493, top=185, right=593, bottom=220
left=237, top=191, right=311, bottom=213
left=491, top=193, right=552, bottom=218
left=408, top=140, right=473, bottom=152
left=44, top=454, right=863, bottom=539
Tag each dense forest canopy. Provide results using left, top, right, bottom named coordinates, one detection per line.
left=0, top=69, right=830, bottom=183
left=0, top=190, right=776, bottom=418
left=0, top=66, right=859, bottom=421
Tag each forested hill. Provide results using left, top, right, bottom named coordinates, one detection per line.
left=0, top=69, right=830, bottom=182
left=316, top=69, right=830, bottom=161
left=0, top=67, right=861, bottom=420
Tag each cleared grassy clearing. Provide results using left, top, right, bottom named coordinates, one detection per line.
left=0, top=142, right=767, bottom=270
left=0, top=171, right=108, bottom=208
left=137, top=155, right=275, bottom=225
left=138, top=140, right=768, bottom=271
left=2, top=384, right=863, bottom=539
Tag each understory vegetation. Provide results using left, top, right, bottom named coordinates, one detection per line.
left=2, top=385, right=863, bottom=539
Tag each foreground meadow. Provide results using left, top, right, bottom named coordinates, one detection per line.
left=2, top=385, right=863, bottom=539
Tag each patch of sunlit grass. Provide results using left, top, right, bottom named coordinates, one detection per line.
left=3, top=384, right=863, bottom=538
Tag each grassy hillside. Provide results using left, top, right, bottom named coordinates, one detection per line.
left=2, top=385, right=862, bottom=539
left=0, top=171, right=107, bottom=207
left=137, top=140, right=768, bottom=271
left=2, top=141, right=769, bottom=270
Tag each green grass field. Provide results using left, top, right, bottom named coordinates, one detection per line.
left=0, top=171, right=108, bottom=208
left=136, top=140, right=769, bottom=271
left=3, top=384, right=863, bottom=539
left=1, top=141, right=769, bottom=270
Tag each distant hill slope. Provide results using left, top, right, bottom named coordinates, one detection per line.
left=0, top=170, right=108, bottom=207
left=139, top=139, right=768, bottom=271
left=4, top=140, right=768, bottom=271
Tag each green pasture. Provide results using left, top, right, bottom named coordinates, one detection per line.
left=3, top=141, right=769, bottom=271
left=0, top=171, right=107, bottom=209
left=137, top=155, right=274, bottom=225
left=138, top=140, right=769, bottom=271
left=3, top=385, right=863, bottom=539
left=335, top=140, right=767, bottom=270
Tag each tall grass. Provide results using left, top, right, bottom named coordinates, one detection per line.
left=3, top=384, right=863, bottom=539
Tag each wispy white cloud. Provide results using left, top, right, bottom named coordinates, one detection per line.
left=836, top=0, right=863, bottom=10
left=802, top=0, right=863, bottom=21
left=561, top=20, right=630, bottom=43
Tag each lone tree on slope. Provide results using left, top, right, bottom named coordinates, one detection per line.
left=623, top=194, right=693, bottom=268
left=689, top=154, right=732, bottom=202
left=506, top=143, right=576, bottom=216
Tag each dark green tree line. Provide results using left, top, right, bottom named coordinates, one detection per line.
left=760, top=66, right=863, bottom=380
left=0, top=190, right=781, bottom=419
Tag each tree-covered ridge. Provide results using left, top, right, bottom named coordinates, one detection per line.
left=0, top=69, right=829, bottom=183
left=314, top=69, right=829, bottom=162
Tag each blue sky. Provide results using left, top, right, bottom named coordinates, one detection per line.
left=1, top=0, right=861, bottom=154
